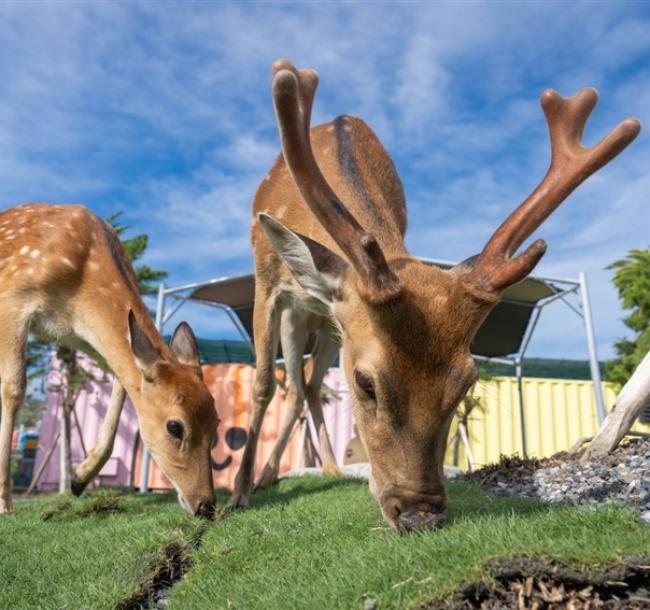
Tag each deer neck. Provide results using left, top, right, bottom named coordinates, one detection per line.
left=74, top=287, right=168, bottom=400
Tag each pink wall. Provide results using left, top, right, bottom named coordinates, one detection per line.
left=34, top=358, right=356, bottom=492
left=34, top=356, right=140, bottom=491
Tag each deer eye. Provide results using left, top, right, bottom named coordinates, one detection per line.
left=354, top=370, right=376, bottom=400
left=166, top=420, right=184, bottom=440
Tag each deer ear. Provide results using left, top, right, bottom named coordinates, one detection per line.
left=128, top=310, right=161, bottom=382
left=258, top=213, right=348, bottom=306
left=170, top=322, right=201, bottom=369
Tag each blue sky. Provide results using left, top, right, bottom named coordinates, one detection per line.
left=1, top=2, right=649, bottom=360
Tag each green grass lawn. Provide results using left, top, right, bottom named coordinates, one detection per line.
left=3, top=478, right=650, bottom=610
left=1, top=489, right=203, bottom=610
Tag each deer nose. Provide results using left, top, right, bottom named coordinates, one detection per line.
left=195, top=499, right=215, bottom=519
left=397, top=509, right=446, bottom=533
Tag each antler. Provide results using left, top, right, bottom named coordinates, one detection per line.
left=271, top=59, right=402, bottom=302
left=466, top=87, right=641, bottom=293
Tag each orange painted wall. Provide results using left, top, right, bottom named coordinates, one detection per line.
left=133, top=364, right=306, bottom=491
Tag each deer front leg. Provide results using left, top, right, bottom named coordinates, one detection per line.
left=0, top=325, right=27, bottom=514
left=256, top=307, right=309, bottom=490
left=230, top=290, right=280, bottom=509
left=305, top=332, right=340, bottom=477
left=71, top=380, right=126, bottom=496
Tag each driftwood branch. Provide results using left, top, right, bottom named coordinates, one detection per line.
left=582, top=350, right=650, bottom=460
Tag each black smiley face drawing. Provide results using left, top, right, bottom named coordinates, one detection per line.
left=211, top=426, right=248, bottom=471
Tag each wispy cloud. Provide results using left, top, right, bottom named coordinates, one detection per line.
left=0, top=2, right=648, bottom=356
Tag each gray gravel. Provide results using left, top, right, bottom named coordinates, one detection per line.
left=467, top=438, right=650, bottom=516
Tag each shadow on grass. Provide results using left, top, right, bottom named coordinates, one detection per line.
left=244, top=475, right=367, bottom=510
left=230, top=476, right=556, bottom=529
left=30, top=477, right=556, bottom=529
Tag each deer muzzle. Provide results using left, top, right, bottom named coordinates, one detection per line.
left=380, top=486, right=447, bottom=533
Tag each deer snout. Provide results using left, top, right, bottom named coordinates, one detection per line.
left=397, top=509, right=446, bottom=533
left=381, top=488, right=447, bottom=533
left=194, top=497, right=216, bottom=519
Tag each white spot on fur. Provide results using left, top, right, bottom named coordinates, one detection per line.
left=19, top=245, right=29, bottom=255
left=26, top=267, right=33, bottom=275
left=30, top=249, right=40, bottom=258
left=61, top=257, right=76, bottom=269
left=18, top=227, right=26, bottom=234
left=327, top=125, right=334, bottom=132
left=88, top=261, right=99, bottom=271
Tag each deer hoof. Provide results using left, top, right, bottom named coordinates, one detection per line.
left=0, top=497, right=14, bottom=514
left=229, top=491, right=250, bottom=510
left=70, top=475, right=88, bottom=497
left=322, top=463, right=341, bottom=477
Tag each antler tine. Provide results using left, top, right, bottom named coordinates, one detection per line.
left=271, top=60, right=402, bottom=302
left=472, top=87, right=640, bottom=293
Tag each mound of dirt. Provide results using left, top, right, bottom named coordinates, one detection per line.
left=424, top=556, right=650, bottom=609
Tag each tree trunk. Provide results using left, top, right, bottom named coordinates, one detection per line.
left=57, top=347, right=78, bottom=493
left=582, top=350, right=650, bottom=460
left=59, top=402, right=72, bottom=493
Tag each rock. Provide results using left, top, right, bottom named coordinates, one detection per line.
left=363, top=597, right=378, bottom=610
left=640, top=511, right=650, bottom=525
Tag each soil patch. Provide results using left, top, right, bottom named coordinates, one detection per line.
left=115, top=508, right=230, bottom=609
left=116, top=541, right=192, bottom=610
left=40, top=493, right=124, bottom=522
left=424, top=556, right=650, bottom=609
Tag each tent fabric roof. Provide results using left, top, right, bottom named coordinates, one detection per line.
left=188, top=266, right=559, bottom=358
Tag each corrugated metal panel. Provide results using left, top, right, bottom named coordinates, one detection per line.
left=448, top=376, right=650, bottom=469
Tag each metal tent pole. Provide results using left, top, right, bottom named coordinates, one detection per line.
left=139, top=282, right=166, bottom=493
left=578, top=272, right=607, bottom=424
left=515, top=358, right=527, bottom=457
left=514, top=305, right=542, bottom=458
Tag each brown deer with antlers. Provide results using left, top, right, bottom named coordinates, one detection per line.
left=0, top=203, right=218, bottom=515
left=230, top=59, right=640, bottom=532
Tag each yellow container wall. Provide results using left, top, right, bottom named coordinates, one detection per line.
left=447, top=377, right=650, bottom=469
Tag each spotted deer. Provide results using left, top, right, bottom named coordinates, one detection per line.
left=0, top=204, right=218, bottom=516
left=230, top=59, right=640, bottom=532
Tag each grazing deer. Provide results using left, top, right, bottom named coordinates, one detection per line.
left=230, top=59, right=640, bottom=532
left=0, top=203, right=218, bottom=516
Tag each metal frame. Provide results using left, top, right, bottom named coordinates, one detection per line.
left=139, top=263, right=605, bottom=488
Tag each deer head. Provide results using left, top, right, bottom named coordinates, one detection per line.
left=260, top=60, right=640, bottom=532
left=127, top=311, right=218, bottom=517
